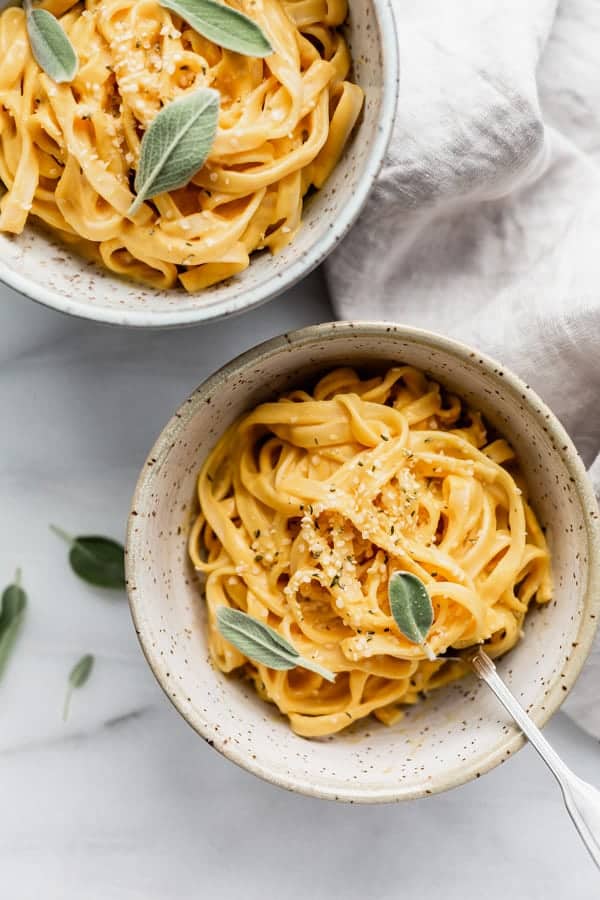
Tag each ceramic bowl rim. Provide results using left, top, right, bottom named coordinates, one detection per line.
left=0, top=0, right=399, bottom=329
left=126, top=321, right=600, bottom=802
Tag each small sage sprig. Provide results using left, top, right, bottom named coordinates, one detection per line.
left=50, top=525, right=125, bottom=589
left=217, top=607, right=336, bottom=682
left=0, top=569, right=27, bottom=680
left=159, top=0, right=272, bottom=57
left=388, top=571, right=437, bottom=661
left=64, top=653, right=94, bottom=721
left=128, top=87, right=219, bottom=215
left=24, top=0, right=78, bottom=84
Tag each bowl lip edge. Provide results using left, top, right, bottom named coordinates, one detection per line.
left=126, top=320, right=600, bottom=802
left=0, top=0, right=400, bottom=328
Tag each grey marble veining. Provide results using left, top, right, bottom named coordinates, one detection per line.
left=0, top=276, right=599, bottom=899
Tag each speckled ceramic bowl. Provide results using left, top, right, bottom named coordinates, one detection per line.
left=0, top=2, right=398, bottom=328
left=126, top=323, right=600, bottom=802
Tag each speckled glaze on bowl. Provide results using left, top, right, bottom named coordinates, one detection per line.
left=0, top=2, right=398, bottom=328
left=126, top=323, right=600, bottom=802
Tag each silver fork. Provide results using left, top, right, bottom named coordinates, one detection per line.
left=470, top=648, right=600, bottom=871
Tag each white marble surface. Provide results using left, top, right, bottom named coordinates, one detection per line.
left=1, top=277, right=599, bottom=899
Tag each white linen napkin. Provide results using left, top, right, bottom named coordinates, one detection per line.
left=326, top=0, right=600, bottom=737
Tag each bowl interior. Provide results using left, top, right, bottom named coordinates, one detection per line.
left=127, top=326, right=599, bottom=801
left=0, top=1, right=397, bottom=326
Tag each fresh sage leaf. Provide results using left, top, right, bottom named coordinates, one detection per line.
left=25, top=4, right=78, bottom=84
left=389, top=571, right=436, bottom=660
left=128, top=88, right=219, bottom=215
left=64, top=653, right=94, bottom=721
left=158, top=0, right=272, bottom=58
left=0, top=569, right=27, bottom=680
left=217, top=607, right=336, bottom=682
left=51, top=525, right=125, bottom=589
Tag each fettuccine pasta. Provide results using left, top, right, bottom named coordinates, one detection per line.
left=0, top=0, right=363, bottom=290
left=189, top=366, right=552, bottom=737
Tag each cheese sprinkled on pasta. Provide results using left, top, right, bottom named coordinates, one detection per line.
left=189, top=366, right=552, bottom=737
left=0, top=0, right=363, bottom=290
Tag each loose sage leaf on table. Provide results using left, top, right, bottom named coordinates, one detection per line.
left=64, top=653, right=94, bottom=721
left=217, top=607, right=336, bottom=682
left=389, top=571, right=437, bottom=660
left=0, top=569, right=27, bottom=680
left=128, top=88, right=219, bottom=215
left=51, top=525, right=125, bottom=588
left=159, top=0, right=272, bottom=57
left=26, top=6, right=78, bottom=83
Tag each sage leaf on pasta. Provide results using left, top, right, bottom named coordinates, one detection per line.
left=25, top=6, right=78, bottom=84
left=50, top=525, right=126, bottom=589
left=158, top=0, right=272, bottom=57
left=64, top=653, right=94, bottom=721
left=217, top=607, right=336, bottom=682
left=0, top=569, right=27, bottom=680
left=389, top=571, right=437, bottom=661
left=128, top=88, right=219, bottom=215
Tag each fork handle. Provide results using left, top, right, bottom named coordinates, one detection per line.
left=472, top=651, right=600, bottom=871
